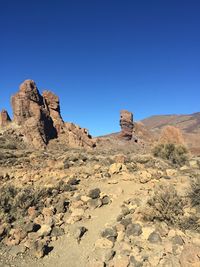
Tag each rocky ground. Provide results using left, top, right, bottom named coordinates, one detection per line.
left=1, top=134, right=200, bottom=267
left=1, top=80, right=200, bottom=266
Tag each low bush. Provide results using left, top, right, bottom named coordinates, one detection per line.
left=143, top=185, right=185, bottom=226
left=0, top=180, right=74, bottom=224
left=188, top=176, right=200, bottom=210
left=180, top=215, right=200, bottom=233
left=152, top=143, right=188, bottom=166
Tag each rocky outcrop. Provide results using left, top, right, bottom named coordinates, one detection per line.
left=43, top=90, right=64, bottom=134
left=11, top=80, right=57, bottom=148
left=119, top=110, right=134, bottom=140
left=42, top=90, right=95, bottom=148
left=0, top=109, right=11, bottom=127
left=10, top=79, right=95, bottom=149
left=64, top=122, right=95, bottom=148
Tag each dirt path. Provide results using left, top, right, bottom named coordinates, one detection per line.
left=18, top=180, right=142, bottom=267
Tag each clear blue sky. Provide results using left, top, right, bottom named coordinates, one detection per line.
left=0, top=0, right=200, bottom=136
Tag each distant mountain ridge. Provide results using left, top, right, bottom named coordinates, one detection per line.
left=141, top=112, right=200, bottom=155
left=141, top=112, right=200, bottom=134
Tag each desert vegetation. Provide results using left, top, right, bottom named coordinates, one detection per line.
left=152, top=143, right=188, bottom=166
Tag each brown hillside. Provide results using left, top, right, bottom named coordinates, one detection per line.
left=141, top=112, right=200, bottom=154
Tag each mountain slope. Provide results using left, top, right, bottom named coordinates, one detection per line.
left=141, top=112, right=200, bottom=134
left=141, top=112, right=200, bottom=154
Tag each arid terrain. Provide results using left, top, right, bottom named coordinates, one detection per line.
left=1, top=80, right=200, bottom=267
left=142, top=113, right=200, bottom=155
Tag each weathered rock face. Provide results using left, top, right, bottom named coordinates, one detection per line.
left=10, top=79, right=95, bottom=149
left=0, top=109, right=11, bottom=127
left=42, top=90, right=95, bottom=148
left=64, top=122, right=95, bottom=148
left=43, top=90, right=64, bottom=133
left=11, top=80, right=57, bottom=148
left=120, top=110, right=134, bottom=140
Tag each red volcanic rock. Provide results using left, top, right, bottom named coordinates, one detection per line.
left=42, top=90, right=95, bottom=148
left=10, top=79, right=95, bottom=149
left=120, top=110, right=134, bottom=140
left=0, top=109, right=11, bottom=127
left=11, top=80, right=57, bottom=148
left=64, top=122, right=96, bottom=148
left=43, top=90, right=64, bottom=133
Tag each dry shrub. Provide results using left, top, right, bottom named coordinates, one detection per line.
left=144, top=185, right=184, bottom=226
left=188, top=176, right=200, bottom=209
left=0, top=181, right=74, bottom=223
left=152, top=143, right=188, bottom=166
left=180, top=216, right=200, bottom=233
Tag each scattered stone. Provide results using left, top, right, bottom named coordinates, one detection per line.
left=166, top=169, right=177, bottom=177
left=88, top=198, right=102, bottom=209
left=27, top=206, right=38, bottom=220
left=148, top=231, right=162, bottom=244
left=67, top=177, right=80, bottom=185
left=4, top=229, right=25, bottom=246
left=138, top=170, right=152, bottom=183
left=189, top=160, right=199, bottom=169
left=88, top=188, right=101, bottom=199
left=171, top=235, right=184, bottom=246
left=101, top=228, right=118, bottom=241
left=102, top=195, right=111, bottom=205
left=24, top=222, right=41, bottom=233
left=55, top=198, right=68, bottom=213
left=30, top=239, right=48, bottom=259
left=109, top=163, right=127, bottom=175
left=121, top=206, right=130, bottom=216
left=37, top=224, right=52, bottom=237
left=120, top=218, right=132, bottom=228
left=51, top=227, right=65, bottom=237
left=81, top=195, right=91, bottom=202
left=73, top=226, right=87, bottom=242
left=125, top=223, right=142, bottom=237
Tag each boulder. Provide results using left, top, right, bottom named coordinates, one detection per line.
left=109, top=163, right=127, bottom=175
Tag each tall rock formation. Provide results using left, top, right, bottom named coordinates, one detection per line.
left=120, top=110, right=134, bottom=140
left=10, top=79, right=95, bottom=149
left=11, top=80, right=57, bottom=148
left=0, top=109, right=11, bottom=127
left=43, top=90, right=64, bottom=133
